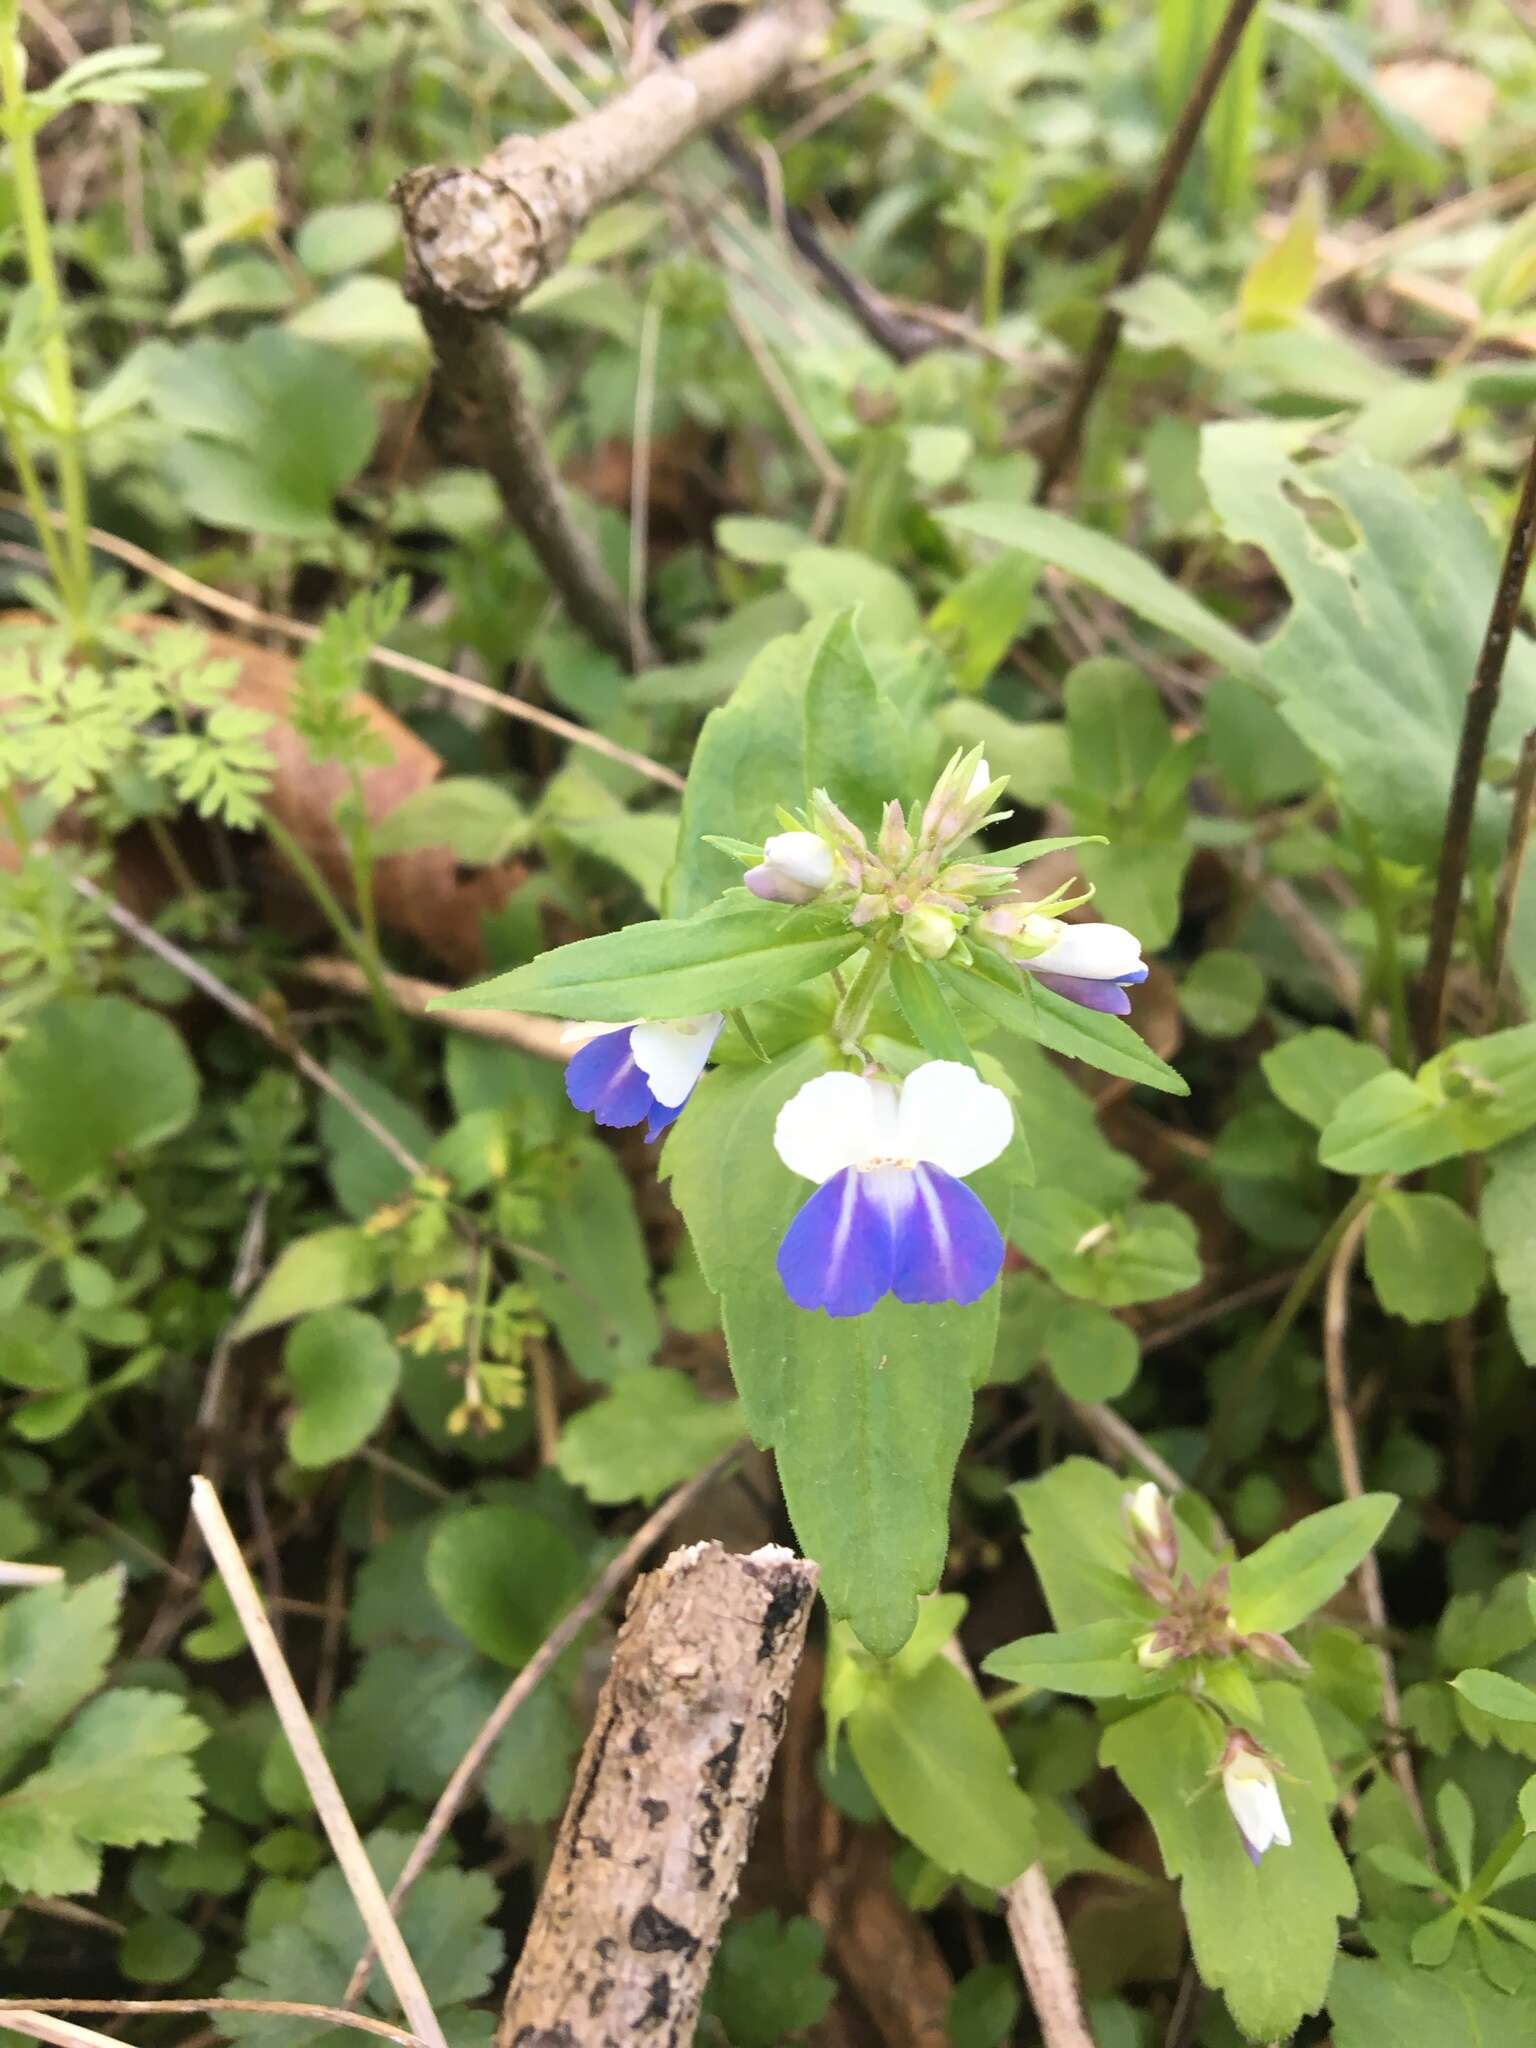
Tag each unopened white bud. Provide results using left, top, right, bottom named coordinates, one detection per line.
left=745, top=830, right=835, bottom=905
left=1220, top=1733, right=1291, bottom=1866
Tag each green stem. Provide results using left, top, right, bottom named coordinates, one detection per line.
left=1199, top=1180, right=1378, bottom=1480
left=832, top=935, right=893, bottom=1055
left=0, top=393, right=75, bottom=600
left=0, top=23, right=90, bottom=625
left=0, top=783, right=31, bottom=854
left=263, top=811, right=410, bottom=1074
left=1465, top=1817, right=1526, bottom=1909
left=980, top=225, right=1006, bottom=333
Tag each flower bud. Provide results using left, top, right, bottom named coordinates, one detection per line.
left=904, top=904, right=960, bottom=960
left=919, top=747, right=1000, bottom=856
left=876, top=798, right=913, bottom=869
left=1135, top=1631, right=1177, bottom=1672
left=745, top=830, right=836, bottom=905
left=1122, top=1481, right=1180, bottom=1576
left=1219, top=1731, right=1291, bottom=1865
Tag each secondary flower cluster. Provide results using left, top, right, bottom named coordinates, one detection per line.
left=1124, top=1484, right=1295, bottom=1867
left=560, top=752, right=1151, bottom=1321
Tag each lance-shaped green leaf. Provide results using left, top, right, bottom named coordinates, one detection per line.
left=1226, top=1495, right=1398, bottom=1637
left=1319, top=1025, right=1536, bottom=1175
left=802, top=609, right=921, bottom=833
left=1101, top=1686, right=1357, bottom=2042
left=1451, top=1670, right=1536, bottom=1724
left=942, top=955, right=1188, bottom=1096
left=441, top=898, right=863, bottom=1023
left=1483, top=1128, right=1536, bottom=1366
left=666, top=1043, right=1012, bottom=1654
left=848, top=1654, right=1037, bottom=1890
left=890, top=951, right=974, bottom=1068
left=983, top=1617, right=1160, bottom=1700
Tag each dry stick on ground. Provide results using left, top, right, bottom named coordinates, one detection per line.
left=295, top=956, right=571, bottom=1061
left=1321, top=1208, right=1427, bottom=1840
left=1416, top=433, right=1536, bottom=1060
left=0, top=2006, right=428, bottom=2048
left=188, top=1477, right=449, bottom=2048
left=395, top=0, right=825, bottom=669
left=0, top=500, right=683, bottom=791
left=343, top=1445, right=745, bottom=2008
left=0, top=1561, right=63, bottom=1587
left=1487, top=727, right=1536, bottom=1019
left=1033, top=0, right=1264, bottom=501
left=494, top=1539, right=818, bottom=2048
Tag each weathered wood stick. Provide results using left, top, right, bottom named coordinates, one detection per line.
left=496, top=1540, right=818, bottom=2048
left=399, top=1, right=825, bottom=314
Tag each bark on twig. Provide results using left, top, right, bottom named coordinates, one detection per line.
left=1034, top=0, right=1263, bottom=500
left=397, top=2, right=824, bottom=314
left=1416, top=435, right=1536, bottom=1058
left=495, top=1540, right=817, bottom=2048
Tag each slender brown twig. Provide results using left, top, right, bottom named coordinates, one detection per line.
left=341, top=1444, right=746, bottom=2007
left=1033, top=0, right=1264, bottom=500
left=1487, top=727, right=1536, bottom=1022
left=0, top=2006, right=427, bottom=2048
left=1417, top=435, right=1536, bottom=1059
left=1321, top=1206, right=1427, bottom=1840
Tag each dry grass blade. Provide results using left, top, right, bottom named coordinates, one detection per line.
left=0, top=2004, right=429, bottom=2048
left=0, top=1561, right=64, bottom=1586
left=188, top=1477, right=449, bottom=2048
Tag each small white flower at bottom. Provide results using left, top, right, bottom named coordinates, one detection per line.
left=1220, top=1732, right=1292, bottom=1866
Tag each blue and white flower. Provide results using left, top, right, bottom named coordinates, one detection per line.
left=564, top=1013, right=724, bottom=1140
left=773, top=1061, right=1012, bottom=1318
left=1015, top=916, right=1148, bottom=1016
left=1220, top=1732, right=1291, bottom=1867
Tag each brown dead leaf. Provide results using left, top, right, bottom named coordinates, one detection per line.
left=1374, top=59, right=1496, bottom=151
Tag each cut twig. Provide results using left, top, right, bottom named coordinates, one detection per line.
left=188, top=1476, right=449, bottom=2048
left=396, top=1, right=824, bottom=313
left=494, top=1539, right=818, bottom=2048
left=0, top=1561, right=64, bottom=1587
left=1486, top=727, right=1536, bottom=1024
left=343, top=1445, right=745, bottom=2007
left=1321, top=1209, right=1427, bottom=1839
left=294, top=955, right=570, bottom=1061
left=1034, top=0, right=1264, bottom=500
left=0, top=496, right=683, bottom=789
left=1416, top=433, right=1536, bottom=1059
left=0, top=2005, right=427, bottom=2048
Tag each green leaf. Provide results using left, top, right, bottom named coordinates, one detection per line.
left=890, top=950, right=974, bottom=1067
left=801, top=609, right=921, bottom=834
left=1484, top=1129, right=1536, bottom=1366
left=1319, top=1026, right=1536, bottom=1175
left=319, top=1061, right=433, bottom=1221
left=939, top=501, right=1259, bottom=679
left=524, top=1135, right=660, bottom=1382
left=0, top=1306, right=88, bottom=1393
left=848, top=1655, right=1037, bottom=1889
left=1261, top=1028, right=1391, bottom=1131
left=1066, top=658, right=1175, bottom=805
left=283, top=1309, right=400, bottom=1468
left=1451, top=1670, right=1536, bottom=1724
left=1226, top=1495, right=1398, bottom=1636
left=371, top=778, right=529, bottom=865
left=1010, top=1192, right=1201, bottom=1308
left=1203, top=675, right=1320, bottom=809
left=982, top=1618, right=1154, bottom=1699
left=1180, top=950, right=1266, bottom=1039
left=443, top=898, right=862, bottom=1024
left=1101, top=1687, right=1357, bottom=2042
left=232, top=1228, right=383, bottom=1340
left=933, top=702, right=1069, bottom=803
left=145, top=330, right=378, bottom=540
left=426, top=1506, right=585, bottom=1667
left=0, top=996, right=199, bottom=1200
left=927, top=552, right=1039, bottom=693
left=785, top=546, right=920, bottom=645
left=1202, top=430, right=1536, bottom=863
left=1365, top=1193, right=1486, bottom=1325
left=943, top=956, right=1189, bottom=1096
left=666, top=1043, right=1012, bottom=1654
left=1012, top=1459, right=1156, bottom=1632
left=120, top=1913, right=204, bottom=1985
left=1330, top=1948, right=1536, bottom=2048
left=701, top=1912, right=836, bottom=2048
left=554, top=1368, right=741, bottom=1504
left=0, top=1571, right=121, bottom=1778
left=294, top=201, right=398, bottom=278
left=1040, top=1299, right=1139, bottom=1401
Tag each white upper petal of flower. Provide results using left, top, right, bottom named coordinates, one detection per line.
left=630, top=1013, right=724, bottom=1107
left=967, top=756, right=993, bottom=798
left=774, top=1071, right=883, bottom=1184
left=1222, top=1754, right=1291, bottom=1855
left=762, top=831, right=835, bottom=892
left=1024, top=920, right=1145, bottom=982
left=894, top=1061, right=1013, bottom=1180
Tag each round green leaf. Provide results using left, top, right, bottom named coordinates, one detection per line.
left=295, top=201, right=398, bottom=277
left=1179, top=950, right=1265, bottom=1038
left=283, top=1308, right=401, bottom=1468
left=1041, top=1301, right=1139, bottom=1401
left=426, top=1505, right=586, bottom=1666
left=1365, top=1193, right=1486, bottom=1325
left=119, top=1913, right=203, bottom=1985
left=0, top=996, right=200, bottom=1199
left=0, top=1306, right=88, bottom=1392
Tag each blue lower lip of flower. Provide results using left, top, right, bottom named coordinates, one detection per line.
left=776, top=1163, right=1004, bottom=1318
left=1031, top=969, right=1137, bottom=1014
left=565, top=1027, right=659, bottom=1130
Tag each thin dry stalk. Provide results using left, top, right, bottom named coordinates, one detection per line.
left=1321, top=1210, right=1427, bottom=1839
left=0, top=2005, right=426, bottom=2048
left=0, top=493, right=683, bottom=789
left=1417, top=434, right=1536, bottom=1059
left=0, top=1561, right=63, bottom=1587
left=293, top=955, right=570, bottom=1061
left=1035, top=0, right=1264, bottom=500
left=0, top=2015, right=129, bottom=2048
left=342, top=1445, right=746, bottom=2007
left=628, top=292, right=665, bottom=668
left=188, top=1478, right=449, bottom=2048
left=1487, top=727, right=1536, bottom=1020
